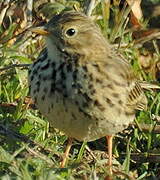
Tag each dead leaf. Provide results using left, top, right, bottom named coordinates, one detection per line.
left=126, top=0, right=142, bottom=20
left=130, top=11, right=142, bottom=28
left=132, top=29, right=159, bottom=40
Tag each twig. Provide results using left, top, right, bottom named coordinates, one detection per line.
left=0, top=124, right=55, bottom=156
left=121, top=152, right=160, bottom=163
left=26, top=146, right=55, bottom=166
left=0, top=102, right=17, bottom=107
left=0, top=97, right=36, bottom=110
left=134, top=123, right=160, bottom=134
left=139, top=81, right=160, bottom=90
left=0, top=63, right=30, bottom=71
left=84, top=0, right=96, bottom=16
left=85, top=145, right=97, bottom=160
left=27, top=0, right=33, bottom=27
left=129, top=121, right=160, bottom=134
left=134, top=31, right=160, bottom=48
left=0, top=0, right=10, bottom=26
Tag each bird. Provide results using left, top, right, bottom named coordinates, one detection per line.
left=28, top=11, right=147, bottom=175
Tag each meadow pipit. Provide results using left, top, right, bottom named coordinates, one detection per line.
left=28, top=11, right=147, bottom=173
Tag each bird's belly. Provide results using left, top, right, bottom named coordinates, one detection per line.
left=29, top=59, right=135, bottom=142
left=34, top=91, right=134, bottom=142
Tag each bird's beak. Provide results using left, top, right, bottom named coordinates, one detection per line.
left=30, top=26, right=50, bottom=36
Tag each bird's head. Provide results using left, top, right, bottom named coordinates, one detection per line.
left=31, top=11, right=110, bottom=61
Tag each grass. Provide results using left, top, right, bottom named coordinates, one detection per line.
left=0, top=0, right=160, bottom=179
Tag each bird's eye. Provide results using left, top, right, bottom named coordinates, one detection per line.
left=65, top=28, right=77, bottom=37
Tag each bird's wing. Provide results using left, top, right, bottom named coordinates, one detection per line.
left=113, top=53, right=148, bottom=111
left=126, top=81, right=148, bottom=111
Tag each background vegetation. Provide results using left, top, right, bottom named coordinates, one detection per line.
left=0, top=0, right=160, bottom=179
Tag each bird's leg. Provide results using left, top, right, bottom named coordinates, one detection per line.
left=60, top=137, right=73, bottom=168
left=106, top=135, right=113, bottom=175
